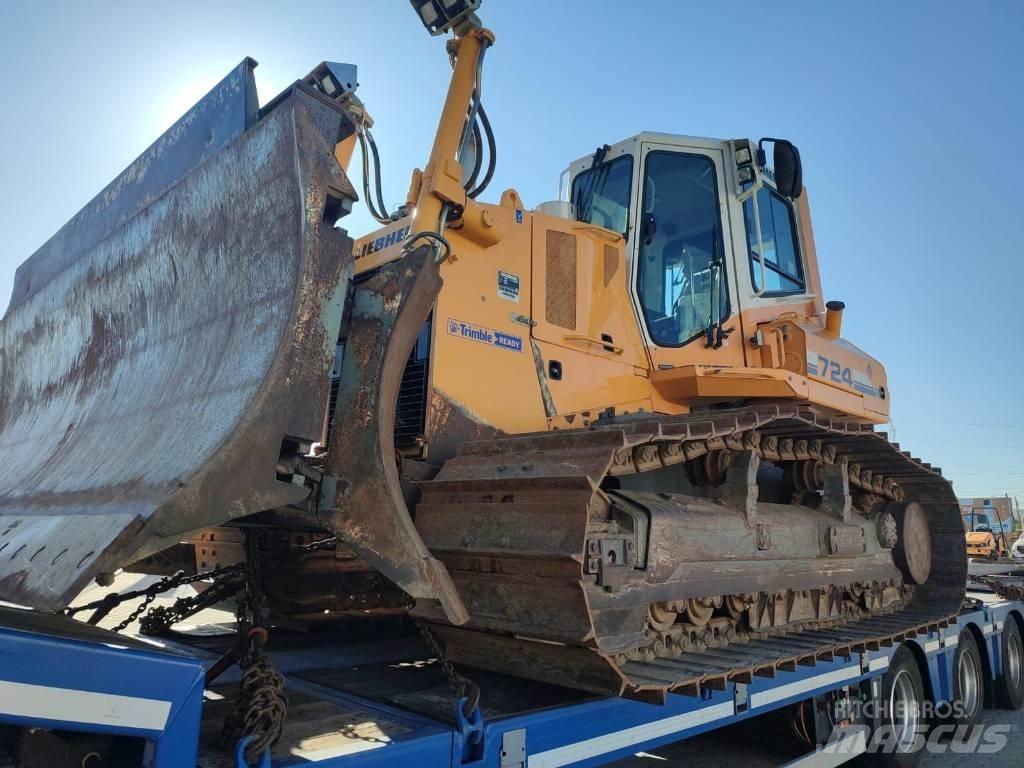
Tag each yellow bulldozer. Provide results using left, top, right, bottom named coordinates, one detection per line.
left=0, top=0, right=965, bottom=703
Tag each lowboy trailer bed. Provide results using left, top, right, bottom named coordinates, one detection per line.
left=0, top=587, right=1021, bottom=768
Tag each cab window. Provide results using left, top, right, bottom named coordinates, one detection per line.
left=570, top=155, right=633, bottom=235
left=637, top=151, right=728, bottom=347
left=743, top=186, right=804, bottom=294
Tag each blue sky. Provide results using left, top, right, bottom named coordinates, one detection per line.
left=1, top=1, right=1022, bottom=508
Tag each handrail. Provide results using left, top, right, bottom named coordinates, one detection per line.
left=570, top=221, right=623, bottom=243
left=563, top=334, right=624, bottom=354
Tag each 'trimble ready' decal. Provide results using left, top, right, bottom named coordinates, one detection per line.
left=448, top=318, right=523, bottom=352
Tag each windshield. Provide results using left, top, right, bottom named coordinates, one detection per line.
left=570, top=155, right=633, bottom=234
left=637, top=151, right=728, bottom=347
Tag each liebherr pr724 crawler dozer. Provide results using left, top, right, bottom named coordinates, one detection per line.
left=0, top=0, right=965, bottom=702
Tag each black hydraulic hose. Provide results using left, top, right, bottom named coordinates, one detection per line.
left=468, top=103, right=495, bottom=199
left=458, top=43, right=487, bottom=153
left=365, top=127, right=390, bottom=221
left=357, top=129, right=389, bottom=224
left=464, top=116, right=484, bottom=193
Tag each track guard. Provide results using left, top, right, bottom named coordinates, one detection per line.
left=322, top=246, right=469, bottom=626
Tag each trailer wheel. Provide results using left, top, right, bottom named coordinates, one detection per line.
left=864, top=646, right=926, bottom=768
left=996, top=617, right=1024, bottom=709
left=950, top=630, right=984, bottom=727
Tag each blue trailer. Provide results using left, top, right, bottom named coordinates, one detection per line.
left=1, top=585, right=1022, bottom=768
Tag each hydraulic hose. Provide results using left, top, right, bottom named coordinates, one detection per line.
left=464, top=117, right=484, bottom=193
left=357, top=128, right=390, bottom=224
left=365, top=127, right=390, bottom=221
left=468, top=103, right=495, bottom=199
left=458, top=43, right=497, bottom=201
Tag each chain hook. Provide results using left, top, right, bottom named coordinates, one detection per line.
left=415, top=620, right=483, bottom=730
left=234, top=735, right=271, bottom=768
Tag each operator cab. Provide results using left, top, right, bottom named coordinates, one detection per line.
left=562, top=133, right=813, bottom=363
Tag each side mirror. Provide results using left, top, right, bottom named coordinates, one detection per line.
left=770, top=139, right=803, bottom=199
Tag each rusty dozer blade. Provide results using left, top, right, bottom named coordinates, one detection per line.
left=0, top=60, right=359, bottom=610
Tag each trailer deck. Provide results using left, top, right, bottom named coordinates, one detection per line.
left=0, top=590, right=1022, bottom=768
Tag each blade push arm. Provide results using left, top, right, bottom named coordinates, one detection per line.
left=319, top=5, right=496, bottom=626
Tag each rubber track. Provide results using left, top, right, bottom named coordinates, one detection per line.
left=414, top=404, right=968, bottom=699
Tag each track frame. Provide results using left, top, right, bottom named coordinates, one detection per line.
left=415, top=403, right=968, bottom=698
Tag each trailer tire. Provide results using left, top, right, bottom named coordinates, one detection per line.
left=950, top=630, right=984, bottom=727
left=863, top=646, right=926, bottom=768
left=996, top=618, right=1024, bottom=710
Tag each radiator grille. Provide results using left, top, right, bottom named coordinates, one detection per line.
left=545, top=230, right=577, bottom=330
left=327, top=320, right=431, bottom=450
left=327, top=340, right=346, bottom=435
left=394, top=320, right=432, bottom=449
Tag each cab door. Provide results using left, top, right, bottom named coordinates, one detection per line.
left=630, top=138, right=746, bottom=373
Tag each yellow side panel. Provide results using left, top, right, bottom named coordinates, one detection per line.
left=525, top=213, right=653, bottom=418
left=532, top=339, right=653, bottom=421
left=428, top=204, right=549, bottom=441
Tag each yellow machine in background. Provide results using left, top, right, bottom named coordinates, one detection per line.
left=963, top=508, right=1010, bottom=560
left=966, top=529, right=1004, bottom=560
